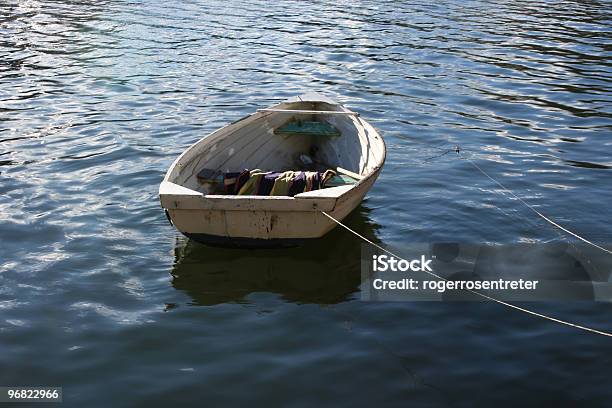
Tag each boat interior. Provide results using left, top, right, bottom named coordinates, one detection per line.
left=168, top=101, right=382, bottom=196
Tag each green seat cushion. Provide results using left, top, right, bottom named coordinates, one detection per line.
left=275, top=120, right=341, bottom=137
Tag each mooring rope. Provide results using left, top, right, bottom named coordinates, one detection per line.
left=321, top=211, right=612, bottom=338
left=453, top=149, right=609, bottom=281
left=455, top=149, right=612, bottom=256
left=403, top=137, right=611, bottom=256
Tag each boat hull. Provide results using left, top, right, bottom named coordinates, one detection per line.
left=165, top=167, right=381, bottom=247
left=183, top=232, right=307, bottom=248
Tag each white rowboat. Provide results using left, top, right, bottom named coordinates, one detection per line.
left=159, top=93, right=386, bottom=247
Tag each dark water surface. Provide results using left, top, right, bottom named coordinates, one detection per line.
left=1, top=0, right=612, bottom=406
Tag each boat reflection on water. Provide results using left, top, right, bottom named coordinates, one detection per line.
left=170, top=205, right=381, bottom=306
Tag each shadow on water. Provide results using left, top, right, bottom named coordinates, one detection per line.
left=170, top=205, right=381, bottom=306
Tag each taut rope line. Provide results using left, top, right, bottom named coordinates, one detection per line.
left=320, top=211, right=612, bottom=338
left=457, top=149, right=612, bottom=256
left=396, top=135, right=611, bottom=256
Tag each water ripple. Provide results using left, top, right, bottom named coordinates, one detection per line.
left=1, top=0, right=611, bottom=405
